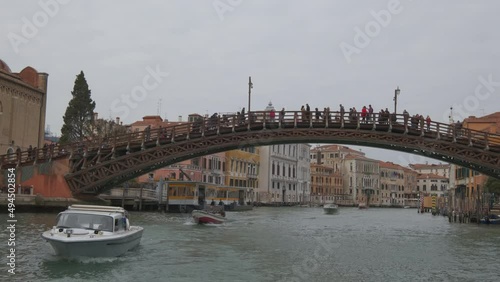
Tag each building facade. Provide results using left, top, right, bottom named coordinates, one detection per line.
left=258, top=143, right=311, bottom=204
left=379, top=161, right=406, bottom=207
left=310, top=164, right=343, bottom=205
left=342, top=154, right=380, bottom=206
left=0, top=59, right=48, bottom=154
left=225, top=147, right=260, bottom=203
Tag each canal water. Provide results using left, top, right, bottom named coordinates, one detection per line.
left=1, top=207, right=500, bottom=282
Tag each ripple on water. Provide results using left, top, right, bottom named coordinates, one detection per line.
left=3, top=208, right=500, bottom=281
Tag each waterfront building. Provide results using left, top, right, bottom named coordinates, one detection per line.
left=310, top=164, right=343, bottom=205
left=450, top=164, right=487, bottom=214
left=409, top=163, right=450, bottom=178
left=310, top=145, right=364, bottom=204
left=0, top=59, right=48, bottom=154
left=342, top=154, right=380, bottom=206
left=379, top=162, right=406, bottom=207
left=297, top=144, right=311, bottom=204
left=258, top=143, right=311, bottom=204
left=225, top=147, right=260, bottom=203
left=449, top=112, right=500, bottom=213
left=416, top=173, right=449, bottom=198
left=402, top=167, right=419, bottom=207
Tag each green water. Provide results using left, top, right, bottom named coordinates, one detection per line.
left=1, top=207, right=500, bottom=281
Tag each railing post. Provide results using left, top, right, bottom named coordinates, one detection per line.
left=484, top=132, right=489, bottom=150
left=248, top=113, right=252, bottom=131
left=388, top=116, right=392, bottom=132
left=171, top=127, right=176, bottom=143
left=200, top=118, right=206, bottom=137
left=325, top=113, right=328, bottom=128
left=217, top=115, right=221, bottom=135
left=139, top=185, right=143, bottom=211
left=309, top=115, right=313, bottom=128
left=341, top=116, right=344, bottom=129
left=420, top=123, right=425, bottom=137
left=436, top=123, right=440, bottom=140
left=294, top=112, right=298, bottom=128
left=372, top=115, right=376, bottom=131
left=262, top=112, right=267, bottom=130
left=232, top=116, right=236, bottom=133
left=467, top=130, right=472, bottom=146
left=186, top=125, right=190, bottom=140
left=356, top=116, right=360, bottom=130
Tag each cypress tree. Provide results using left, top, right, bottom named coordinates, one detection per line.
left=60, top=71, right=96, bottom=144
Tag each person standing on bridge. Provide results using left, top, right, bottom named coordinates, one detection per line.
left=339, top=104, right=345, bottom=122
left=368, top=105, right=373, bottom=122
left=315, top=108, right=321, bottom=121
left=426, top=115, right=431, bottom=131
left=279, top=108, right=285, bottom=124
left=269, top=108, right=276, bottom=122
left=361, top=106, right=367, bottom=123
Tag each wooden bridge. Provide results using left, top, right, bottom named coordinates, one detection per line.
left=1, top=110, right=499, bottom=196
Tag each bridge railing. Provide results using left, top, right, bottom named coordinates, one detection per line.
left=2, top=110, right=500, bottom=168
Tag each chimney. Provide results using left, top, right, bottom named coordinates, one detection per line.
left=178, top=115, right=182, bottom=122
left=37, top=72, right=49, bottom=93
left=116, top=117, right=120, bottom=124
left=94, top=112, right=98, bottom=120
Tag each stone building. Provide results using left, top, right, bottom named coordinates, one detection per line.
left=0, top=59, right=48, bottom=154
left=379, top=161, right=406, bottom=207
left=310, top=164, right=343, bottom=205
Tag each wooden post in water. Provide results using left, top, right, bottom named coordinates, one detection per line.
left=139, top=184, right=143, bottom=211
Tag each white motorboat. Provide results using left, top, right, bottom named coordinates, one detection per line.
left=192, top=206, right=227, bottom=224
left=323, top=204, right=339, bottom=214
left=41, top=205, right=144, bottom=257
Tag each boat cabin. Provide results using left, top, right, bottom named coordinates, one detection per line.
left=56, top=205, right=130, bottom=233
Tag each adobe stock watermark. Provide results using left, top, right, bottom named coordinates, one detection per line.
left=278, top=237, right=340, bottom=282
left=443, top=74, right=500, bottom=122
left=213, top=0, right=243, bottom=21
left=7, top=0, right=71, bottom=54
left=110, top=65, right=169, bottom=120
left=339, top=0, right=412, bottom=63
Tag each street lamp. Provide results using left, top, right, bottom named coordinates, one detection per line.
left=248, top=76, right=253, bottom=114
left=393, top=86, right=400, bottom=114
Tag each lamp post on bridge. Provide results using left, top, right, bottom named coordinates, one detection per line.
left=393, top=86, right=401, bottom=114
left=248, top=76, right=253, bottom=114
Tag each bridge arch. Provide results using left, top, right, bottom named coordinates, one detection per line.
left=2, top=111, right=499, bottom=195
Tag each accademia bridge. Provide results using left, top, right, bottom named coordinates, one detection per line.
left=1, top=111, right=499, bottom=197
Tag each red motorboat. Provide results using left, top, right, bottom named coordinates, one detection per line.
left=192, top=209, right=226, bottom=224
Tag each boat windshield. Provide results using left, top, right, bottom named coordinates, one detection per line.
left=56, top=213, right=114, bottom=232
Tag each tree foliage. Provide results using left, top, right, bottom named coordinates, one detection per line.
left=60, top=71, right=96, bottom=144
left=484, top=177, right=500, bottom=195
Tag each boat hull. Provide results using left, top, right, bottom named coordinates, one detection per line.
left=479, top=216, right=500, bottom=225
left=41, top=227, right=144, bottom=257
left=323, top=204, right=339, bottom=214
left=358, top=203, right=367, bottom=209
left=192, top=210, right=226, bottom=224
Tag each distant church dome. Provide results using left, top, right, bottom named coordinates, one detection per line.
left=265, top=101, right=275, bottom=111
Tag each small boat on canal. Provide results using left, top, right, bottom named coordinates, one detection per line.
left=323, top=203, right=339, bottom=214
left=480, top=214, right=500, bottom=224
left=358, top=203, right=368, bottom=209
left=192, top=206, right=227, bottom=224
left=41, top=205, right=144, bottom=257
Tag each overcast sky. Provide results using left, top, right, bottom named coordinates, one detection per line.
left=1, top=0, right=499, bottom=166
